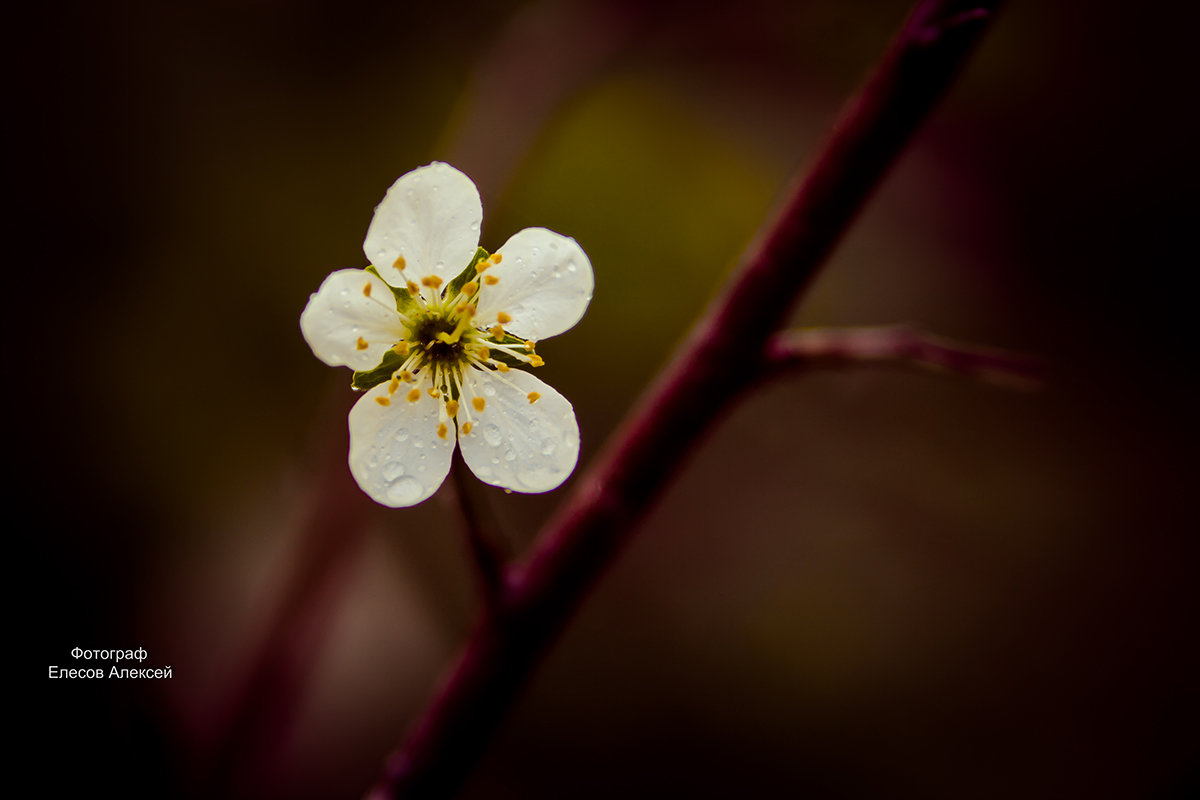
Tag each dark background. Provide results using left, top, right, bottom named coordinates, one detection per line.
left=20, top=1, right=1198, bottom=797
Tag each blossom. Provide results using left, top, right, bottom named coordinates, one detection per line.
left=300, top=162, right=593, bottom=508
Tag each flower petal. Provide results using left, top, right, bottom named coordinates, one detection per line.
left=300, top=269, right=407, bottom=370
left=458, top=368, right=580, bottom=494
left=348, top=381, right=455, bottom=507
left=363, top=162, right=483, bottom=293
left=476, top=227, right=593, bottom=341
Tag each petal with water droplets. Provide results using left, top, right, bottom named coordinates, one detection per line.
left=476, top=227, right=593, bottom=341
left=348, top=380, right=454, bottom=507
left=458, top=368, right=579, bottom=493
left=300, top=269, right=407, bottom=370
left=363, top=162, right=482, bottom=295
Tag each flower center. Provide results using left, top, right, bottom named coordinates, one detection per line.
left=366, top=252, right=551, bottom=439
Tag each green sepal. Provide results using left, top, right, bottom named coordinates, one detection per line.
left=351, top=348, right=406, bottom=392
left=445, top=247, right=490, bottom=299
left=365, top=265, right=419, bottom=316
left=485, top=332, right=535, bottom=369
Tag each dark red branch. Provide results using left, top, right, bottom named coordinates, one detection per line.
left=370, top=2, right=1005, bottom=796
left=766, top=325, right=1045, bottom=389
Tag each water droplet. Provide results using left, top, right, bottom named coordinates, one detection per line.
left=567, top=261, right=577, bottom=273
left=386, top=476, right=422, bottom=505
left=503, top=447, right=517, bottom=462
left=483, top=384, right=496, bottom=397
left=413, top=438, right=425, bottom=449
left=491, top=457, right=500, bottom=465
left=394, top=429, right=409, bottom=443
left=482, top=424, right=502, bottom=446
left=382, top=461, right=405, bottom=481
left=540, top=441, right=556, bottom=456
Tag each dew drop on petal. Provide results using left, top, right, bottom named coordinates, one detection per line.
left=394, top=429, right=409, bottom=443
left=483, top=384, right=496, bottom=398
left=386, top=476, right=422, bottom=505
left=482, top=424, right=502, bottom=446
left=540, top=440, right=556, bottom=456
left=503, top=447, right=517, bottom=462
left=382, top=461, right=405, bottom=481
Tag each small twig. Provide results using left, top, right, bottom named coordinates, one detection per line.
left=766, top=325, right=1045, bottom=390
left=446, top=450, right=510, bottom=608
left=371, top=2, right=1006, bottom=796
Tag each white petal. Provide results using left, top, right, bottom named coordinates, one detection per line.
left=348, top=381, right=455, bottom=508
left=363, top=162, right=483, bottom=292
left=475, top=227, right=593, bottom=341
left=300, top=269, right=407, bottom=370
left=458, top=368, right=580, bottom=494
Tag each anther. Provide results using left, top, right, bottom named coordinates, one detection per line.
left=527, top=391, right=541, bottom=404
left=525, top=340, right=536, bottom=351
left=375, top=396, right=391, bottom=407
left=477, top=347, right=491, bottom=360
left=496, top=362, right=510, bottom=373
left=362, top=282, right=372, bottom=297
left=421, top=275, right=443, bottom=288
left=490, top=325, right=505, bottom=339
left=437, top=423, right=448, bottom=439
left=461, top=422, right=473, bottom=435
left=388, top=378, right=400, bottom=394
left=393, top=255, right=406, bottom=270
left=473, top=397, right=486, bottom=412
left=428, top=387, right=441, bottom=398
left=490, top=253, right=503, bottom=264
left=399, top=370, right=414, bottom=382
left=406, top=280, right=420, bottom=294
left=484, top=274, right=499, bottom=286
left=475, top=261, right=490, bottom=273
left=497, top=311, right=512, bottom=324
left=445, top=399, right=459, bottom=417
left=356, top=337, right=369, bottom=350
left=529, top=354, right=545, bottom=367
left=406, top=388, right=421, bottom=403
left=462, top=281, right=478, bottom=296
left=393, top=342, right=410, bottom=356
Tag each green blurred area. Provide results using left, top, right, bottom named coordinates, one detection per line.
left=21, top=1, right=1198, bottom=798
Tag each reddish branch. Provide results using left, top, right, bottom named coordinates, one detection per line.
left=767, top=325, right=1045, bottom=389
left=370, top=1, right=1006, bottom=796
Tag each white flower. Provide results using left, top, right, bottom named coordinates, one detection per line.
left=300, top=162, right=594, bottom=508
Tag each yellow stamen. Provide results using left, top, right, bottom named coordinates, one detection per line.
left=525, top=340, right=536, bottom=351
left=461, top=422, right=473, bottom=435
left=393, top=255, right=406, bottom=270
left=406, top=388, right=421, bottom=403
left=490, top=325, right=505, bottom=339
left=527, top=391, right=541, bottom=404
left=491, top=253, right=503, bottom=264
left=462, top=281, right=478, bottom=296
left=529, top=354, right=545, bottom=367
left=421, top=275, right=443, bottom=289
left=496, top=362, right=510, bottom=373
left=497, top=311, right=512, bottom=324
left=472, top=397, right=486, bottom=412
left=477, top=347, right=491, bottom=360
left=445, top=399, right=459, bottom=417
left=388, top=378, right=400, bottom=394
left=406, top=280, right=420, bottom=294
left=475, top=261, right=490, bottom=273
left=484, top=274, right=499, bottom=286
left=392, top=341, right=410, bottom=356
left=355, top=337, right=369, bottom=351
left=362, top=282, right=372, bottom=297
left=399, top=370, right=414, bottom=382
left=437, top=423, right=448, bottom=439
left=428, top=387, right=441, bottom=398
left=375, top=396, right=391, bottom=407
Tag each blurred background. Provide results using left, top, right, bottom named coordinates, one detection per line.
left=20, top=0, right=1198, bottom=797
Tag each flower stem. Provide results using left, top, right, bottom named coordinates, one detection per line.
left=447, top=449, right=510, bottom=608
left=371, top=2, right=1006, bottom=796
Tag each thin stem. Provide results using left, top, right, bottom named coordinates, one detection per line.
left=447, top=449, right=509, bottom=608
left=371, top=2, right=1006, bottom=797
left=766, top=325, right=1045, bottom=390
